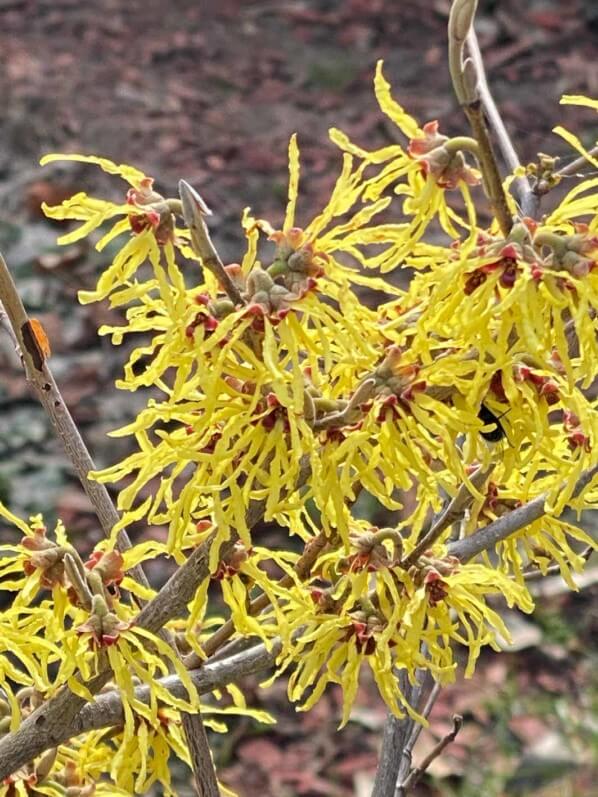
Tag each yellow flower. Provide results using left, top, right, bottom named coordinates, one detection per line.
left=32, top=78, right=598, bottom=752
left=267, top=540, right=534, bottom=725
left=329, top=61, right=480, bottom=265
left=400, top=560, right=533, bottom=678
left=463, top=471, right=598, bottom=584
left=41, top=154, right=185, bottom=304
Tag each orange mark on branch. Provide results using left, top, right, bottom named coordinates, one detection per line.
left=21, top=318, right=51, bottom=370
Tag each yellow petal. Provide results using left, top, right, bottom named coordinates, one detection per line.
left=374, top=60, right=420, bottom=139
left=40, top=153, right=148, bottom=187
left=560, top=95, right=598, bottom=111
left=284, top=133, right=300, bottom=230
left=552, top=126, right=598, bottom=169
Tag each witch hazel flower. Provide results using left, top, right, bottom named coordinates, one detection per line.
left=464, top=219, right=539, bottom=294
left=408, top=121, right=481, bottom=189
left=238, top=226, right=326, bottom=323
left=125, top=177, right=176, bottom=245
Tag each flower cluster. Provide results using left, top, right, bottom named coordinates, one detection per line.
left=0, top=69, right=596, bottom=793
left=0, top=504, right=271, bottom=795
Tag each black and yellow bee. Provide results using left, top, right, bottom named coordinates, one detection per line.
left=477, top=404, right=508, bottom=442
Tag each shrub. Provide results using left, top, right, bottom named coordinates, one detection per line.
left=0, top=2, right=596, bottom=795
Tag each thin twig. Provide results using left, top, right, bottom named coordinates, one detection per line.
left=535, top=144, right=598, bottom=196
left=312, top=378, right=377, bottom=431
left=523, top=543, right=594, bottom=581
left=400, top=715, right=463, bottom=793
left=466, top=29, right=539, bottom=218
left=461, top=77, right=513, bottom=235
left=527, top=564, right=598, bottom=597
left=400, top=682, right=441, bottom=778
left=372, top=670, right=438, bottom=797
left=392, top=676, right=436, bottom=796
left=465, top=31, right=519, bottom=173
left=0, top=256, right=128, bottom=546
left=468, top=22, right=598, bottom=214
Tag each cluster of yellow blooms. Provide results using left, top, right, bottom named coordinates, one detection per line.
left=1, top=65, right=597, bottom=793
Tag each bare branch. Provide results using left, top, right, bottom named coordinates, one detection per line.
left=400, top=715, right=463, bottom=793
left=448, top=464, right=598, bottom=562
left=527, top=563, right=598, bottom=598
left=448, top=0, right=513, bottom=235
left=371, top=672, right=413, bottom=797
left=183, top=716, right=220, bottom=797
left=0, top=639, right=279, bottom=778
left=465, top=29, right=539, bottom=218
left=0, top=255, right=129, bottom=548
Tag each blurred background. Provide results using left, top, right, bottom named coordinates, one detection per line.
left=0, top=1, right=596, bottom=795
